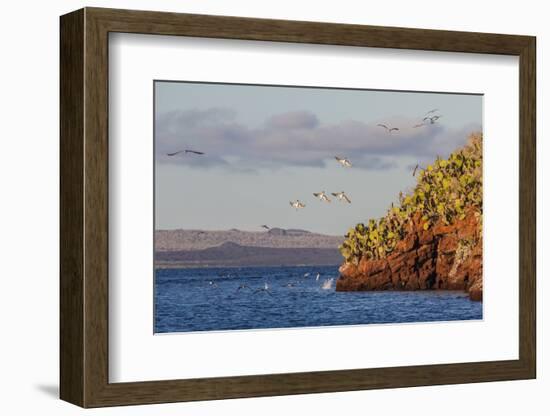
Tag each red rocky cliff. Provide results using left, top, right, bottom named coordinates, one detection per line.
left=336, top=210, right=483, bottom=301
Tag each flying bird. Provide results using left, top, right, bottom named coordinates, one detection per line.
left=413, top=109, right=441, bottom=128
left=334, top=156, right=352, bottom=167
left=313, top=191, right=331, bottom=203
left=290, top=200, right=306, bottom=210
left=413, top=164, right=419, bottom=177
left=423, top=115, right=442, bottom=124
left=316, top=273, right=321, bottom=281
left=377, top=123, right=399, bottom=133
left=260, top=225, right=270, bottom=230
left=303, top=272, right=310, bottom=278
left=332, top=191, right=351, bottom=204
left=166, top=149, right=205, bottom=156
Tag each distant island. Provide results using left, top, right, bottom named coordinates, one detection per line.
left=155, top=227, right=343, bottom=268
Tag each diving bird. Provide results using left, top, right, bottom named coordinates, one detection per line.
left=260, top=225, right=270, bottom=230
left=290, top=200, right=306, bottom=210
left=377, top=123, right=399, bottom=133
left=322, top=278, right=334, bottom=290
left=254, top=282, right=272, bottom=296
left=166, top=149, right=205, bottom=156
left=316, top=273, right=321, bottom=281
left=423, top=115, right=442, bottom=124
left=332, top=191, right=351, bottom=204
left=236, top=284, right=252, bottom=292
left=334, top=156, right=352, bottom=167
left=313, top=191, right=331, bottom=203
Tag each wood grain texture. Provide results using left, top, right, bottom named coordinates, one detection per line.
left=518, top=38, right=537, bottom=375
left=88, top=7, right=532, bottom=54
left=59, top=8, right=84, bottom=407
left=83, top=10, right=110, bottom=407
left=59, top=7, right=537, bottom=408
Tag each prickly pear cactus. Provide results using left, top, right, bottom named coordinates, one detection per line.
left=339, top=133, right=482, bottom=264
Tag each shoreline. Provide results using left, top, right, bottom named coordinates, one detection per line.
left=154, top=263, right=341, bottom=270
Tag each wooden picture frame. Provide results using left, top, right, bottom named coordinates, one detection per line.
left=60, top=7, right=536, bottom=408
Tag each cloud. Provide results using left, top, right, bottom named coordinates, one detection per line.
left=265, top=111, right=319, bottom=129
left=155, top=108, right=481, bottom=171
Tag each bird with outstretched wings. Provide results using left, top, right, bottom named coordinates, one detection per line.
left=313, top=191, right=331, bottom=203
left=422, top=115, right=443, bottom=124
left=289, top=200, right=306, bottom=210
left=377, top=123, right=399, bottom=133
left=334, top=156, right=352, bottom=167
left=332, top=191, right=351, bottom=204
left=166, top=149, right=205, bottom=156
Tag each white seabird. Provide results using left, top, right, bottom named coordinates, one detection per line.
left=331, top=191, right=352, bottom=204
left=313, top=191, right=331, bottom=203
left=290, top=200, right=306, bottom=210
left=334, top=156, right=352, bottom=168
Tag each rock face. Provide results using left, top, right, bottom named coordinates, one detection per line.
left=336, top=210, right=482, bottom=301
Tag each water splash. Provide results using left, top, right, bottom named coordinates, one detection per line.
left=321, top=278, right=334, bottom=290
left=155, top=266, right=482, bottom=333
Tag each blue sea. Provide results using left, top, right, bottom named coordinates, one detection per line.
left=154, top=265, right=482, bottom=333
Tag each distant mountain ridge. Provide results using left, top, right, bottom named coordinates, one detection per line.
left=155, top=227, right=343, bottom=252
left=155, top=242, right=342, bottom=268
left=155, top=228, right=344, bottom=268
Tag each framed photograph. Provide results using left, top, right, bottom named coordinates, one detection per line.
left=60, top=7, right=536, bottom=407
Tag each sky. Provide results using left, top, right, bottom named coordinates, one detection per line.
left=154, top=81, right=482, bottom=236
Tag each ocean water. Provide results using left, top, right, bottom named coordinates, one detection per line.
left=154, top=265, right=482, bottom=333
